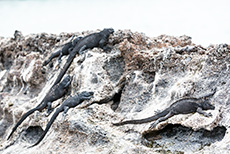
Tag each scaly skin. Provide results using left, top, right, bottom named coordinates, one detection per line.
left=53, top=28, right=114, bottom=86
left=7, top=75, right=72, bottom=140
left=30, top=91, right=94, bottom=147
left=113, top=89, right=216, bottom=129
left=43, top=37, right=82, bottom=66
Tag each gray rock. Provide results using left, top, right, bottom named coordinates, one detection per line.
left=0, top=30, right=229, bottom=153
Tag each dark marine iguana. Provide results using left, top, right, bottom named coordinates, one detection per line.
left=30, top=91, right=94, bottom=147
left=53, top=28, right=114, bottom=86
left=43, top=36, right=82, bottom=66
left=7, top=75, right=72, bottom=140
left=113, top=89, right=216, bottom=129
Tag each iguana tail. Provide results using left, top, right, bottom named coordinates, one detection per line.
left=43, top=52, right=59, bottom=66
left=53, top=44, right=86, bottom=86
left=7, top=103, right=46, bottom=140
left=30, top=107, right=62, bottom=147
left=203, top=88, right=217, bottom=99
left=53, top=54, right=75, bottom=86
left=112, top=109, right=169, bottom=126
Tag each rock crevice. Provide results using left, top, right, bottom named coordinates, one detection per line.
left=0, top=30, right=229, bottom=153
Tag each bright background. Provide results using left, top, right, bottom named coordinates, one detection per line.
left=0, top=0, right=229, bottom=46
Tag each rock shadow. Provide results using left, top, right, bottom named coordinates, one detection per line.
left=143, top=124, right=226, bottom=153
left=21, top=126, right=44, bottom=144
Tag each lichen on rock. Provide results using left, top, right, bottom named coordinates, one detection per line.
left=0, top=29, right=229, bottom=153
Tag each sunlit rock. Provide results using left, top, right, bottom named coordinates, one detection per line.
left=0, top=29, right=229, bottom=153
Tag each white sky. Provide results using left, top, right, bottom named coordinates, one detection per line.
left=0, top=0, right=229, bottom=46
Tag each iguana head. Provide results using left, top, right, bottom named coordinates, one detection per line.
left=79, top=91, right=94, bottom=102
left=72, top=36, right=82, bottom=46
left=200, top=88, right=216, bottom=110
left=102, top=28, right=115, bottom=36
left=201, top=100, right=215, bottom=110
left=60, top=74, right=72, bottom=88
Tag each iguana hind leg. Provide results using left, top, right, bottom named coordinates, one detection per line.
left=149, top=111, right=174, bottom=129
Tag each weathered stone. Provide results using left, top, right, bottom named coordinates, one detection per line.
left=0, top=30, right=229, bottom=153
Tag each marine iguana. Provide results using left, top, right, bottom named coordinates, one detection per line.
left=53, top=28, right=114, bottom=86
left=113, top=89, right=216, bottom=129
left=43, top=36, right=82, bottom=66
left=30, top=91, right=94, bottom=147
left=7, top=75, right=72, bottom=140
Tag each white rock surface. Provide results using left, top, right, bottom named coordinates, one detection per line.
left=0, top=30, right=229, bottom=153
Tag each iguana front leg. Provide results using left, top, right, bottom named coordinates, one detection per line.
left=64, top=106, right=69, bottom=114
left=57, top=51, right=64, bottom=67
left=197, top=107, right=212, bottom=117
left=46, top=102, right=54, bottom=116
left=99, top=39, right=112, bottom=52
left=77, top=45, right=87, bottom=63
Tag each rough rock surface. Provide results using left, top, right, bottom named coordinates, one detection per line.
left=0, top=30, right=229, bottom=153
